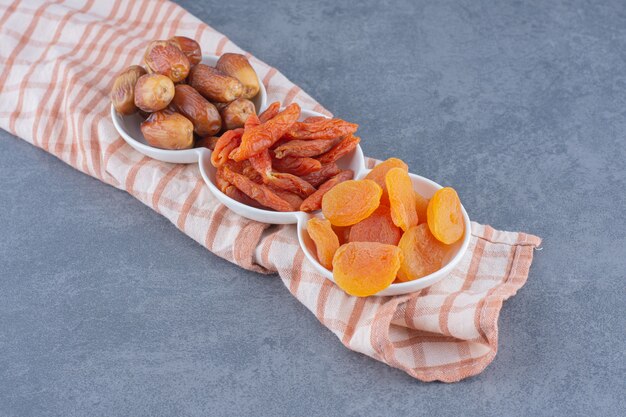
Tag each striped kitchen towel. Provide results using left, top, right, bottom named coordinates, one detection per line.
left=0, top=0, right=541, bottom=382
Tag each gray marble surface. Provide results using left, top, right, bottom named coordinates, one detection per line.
left=1, top=0, right=625, bottom=416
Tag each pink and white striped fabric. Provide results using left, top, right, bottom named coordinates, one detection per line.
left=0, top=0, right=541, bottom=382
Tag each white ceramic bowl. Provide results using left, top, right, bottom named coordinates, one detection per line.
left=297, top=170, right=471, bottom=296
left=110, top=54, right=267, bottom=164
left=197, top=109, right=365, bottom=224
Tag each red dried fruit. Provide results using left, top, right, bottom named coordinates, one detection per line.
left=271, top=156, right=322, bottom=176
left=216, top=168, right=266, bottom=209
left=300, top=163, right=341, bottom=187
left=220, top=166, right=293, bottom=212
left=258, top=102, right=281, bottom=123
left=273, top=137, right=340, bottom=159
left=211, top=128, right=243, bottom=168
left=284, top=118, right=358, bottom=140
left=316, top=134, right=360, bottom=165
left=300, top=170, right=354, bottom=212
left=302, top=116, right=327, bottom=123
left=230, top=103, right=301, bottom=161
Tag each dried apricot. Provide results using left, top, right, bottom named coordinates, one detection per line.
left=427, top=187, right=465, bottom=244
left=415, top=191, right=429, bottom=224
left=332, top=225, right=352, bottom=245
left=300, top=170, right=354, bottom=212
left=332, top=242, right=402, bottom=297
left=307, top=218, right=340, bottom=270
left=348, top=205, right=402, bottom=245
left=321, top=179, right=382, bottom=226
left=396, top=224, right=449, bottom=282
left=365, top=158, right=408, bottom=205
left=386, top=167, right=418, bottom=231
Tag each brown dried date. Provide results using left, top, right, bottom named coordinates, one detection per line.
left=168, top=36, right=202, bottom=66
left=218, top=98, right=255, bottom=130
left=140, top=110, right=194, bottom=150
left=143, top=40, right=190, bottom=83
left=196, top=135, right=220, bottom=150
left=134, top=73, right=175, bottom=112
left=215, top=53, right=260, bottom=99
left=188, top=64, right=243, bottom=102
left=171, top=84, right=221, bottom=136
left=110, top=65, right=146, bottom=115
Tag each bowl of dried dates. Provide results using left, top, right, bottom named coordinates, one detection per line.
left=110, top=36, right=266, bottom=163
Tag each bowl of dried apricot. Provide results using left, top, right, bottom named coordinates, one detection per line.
left=298, top=158, right=471, bottom=297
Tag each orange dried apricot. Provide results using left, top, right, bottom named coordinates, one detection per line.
left=331, top=225, right=352, bottom=245
left=365, top=158, right=408, bottom=205
left=332, top=242, right=403, bottom=297
left=300, top=170, right=354, bottom=212
left=427, top=187, right=465, bottom=244
left=321, top=179, right=382, bottom=226
left=386, top=167, right=418, bottom=231
left=307, top=218, right=340, bottom=270
left=415, top=191, right=429, bottom=224
left=348, top=205, right=402, bottom=245
left=396, top=224, right=449, bottom=282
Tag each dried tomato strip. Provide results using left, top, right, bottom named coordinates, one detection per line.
left=266, top=172, right=316, bottom=198
left=216, top=168, right=266, bottom=209
left=283, top=118, right=358, bottom=140
left=300, top=162, right=341, bottom=187
left=273, top=138, right=340, bottom=159
left=258, top=101, right=281, bottom=123
left=230, top=103, right=300, bottom=161
left=316, top=134, right=360, bottom=165
left=211, top=128, right=243, bottom=168
left=220, top=167, right=293, bottom=212
left=271, top=156, right=321, bottom=176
